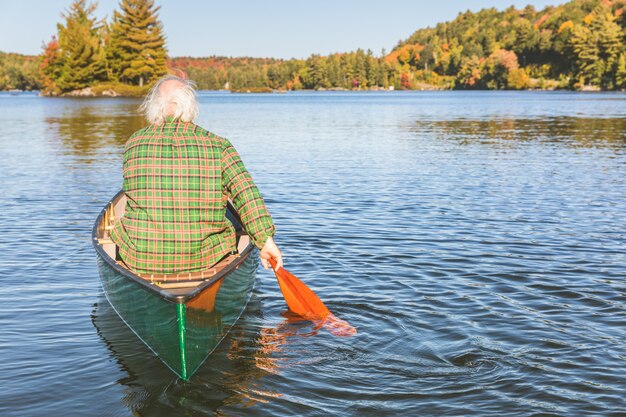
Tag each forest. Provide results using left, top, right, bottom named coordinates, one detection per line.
left=2, top=0, right=626, bottom=93
left=0, top=52, right=40, bottom=91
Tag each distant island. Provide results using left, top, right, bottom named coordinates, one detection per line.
left=1, top=0, right=626, bottom=95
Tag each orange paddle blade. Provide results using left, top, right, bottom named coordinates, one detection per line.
left=269, top=258, right=330, bottom=319
left=268, top=258, right=357, bottom=336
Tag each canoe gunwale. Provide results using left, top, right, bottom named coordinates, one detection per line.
left=92, top=190, right=254, bottom=304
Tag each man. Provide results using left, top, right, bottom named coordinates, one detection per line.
left=111, top=75, right=282, bottom=274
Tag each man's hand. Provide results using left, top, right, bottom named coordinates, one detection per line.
left=260, top=236, right=282, bottom=271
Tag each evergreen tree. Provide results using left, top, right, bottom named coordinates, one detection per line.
left=512, top=18, right=539, bottom=55
left=354, top=49, right=367, bottom=88
left=55, top=0, right=107, bottom=92
left=366, top=50, right=380, bottom=88
left=569, top=4, right=622, bottom=88
left=267, top=64, right=288, bottom=89
left=107, top=0, right=167, bottom=86
left=311, top=55, right=330, bottom=88
left=342, top=54, right=356, bottom=88
left=616, top=53, right=626, bottom=89
left=327, top=54, right=342, bottom=86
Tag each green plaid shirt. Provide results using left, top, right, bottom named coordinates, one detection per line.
left=110, top=119, right=275, bottom=274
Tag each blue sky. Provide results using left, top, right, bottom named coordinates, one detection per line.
left=1, top=0, right=562, bottom=58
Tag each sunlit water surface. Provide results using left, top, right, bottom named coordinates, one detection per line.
left=0, top=91, right=625, bottom=416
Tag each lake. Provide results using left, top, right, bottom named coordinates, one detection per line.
left=0, top=91, right=625, bottom=416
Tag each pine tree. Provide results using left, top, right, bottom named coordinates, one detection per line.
left=570, top=23, right=597, bottom=85
left=55, top=0, right=107, bottom=92
left=594, top=6, right=622, bottom=89
left=354, top=49, right=367, bottom=88
left=366, top=52, right=380, bottom=88
left=327, top=54, right=342, bottom=87
left=107, top=0, right=167, bottom=86
left=616, top=53, right=626, bottom=89
left=570, top=4, right=623, bottom=88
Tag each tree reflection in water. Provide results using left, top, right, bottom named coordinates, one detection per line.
left=45, top=99, right=145, bottom=163
left=419, top=116, right=626, bottom=148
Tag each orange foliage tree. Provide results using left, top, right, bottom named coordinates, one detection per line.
left=39, top=36, right=61, bottom=95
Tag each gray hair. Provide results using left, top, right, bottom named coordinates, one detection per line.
left=140, top=75, right=199, bottom=125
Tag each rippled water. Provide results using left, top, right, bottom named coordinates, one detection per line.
left=1, top=91, right=625, bottom=416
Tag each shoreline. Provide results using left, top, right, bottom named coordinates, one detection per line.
left=4, top=89, right=621, bottom=96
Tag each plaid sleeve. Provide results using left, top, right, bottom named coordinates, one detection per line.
left=121, top=129, right=141, bottom=192
left=221, top=139, right=275, bottom=249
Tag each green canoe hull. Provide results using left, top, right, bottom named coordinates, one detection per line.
left=95, top=254, right=256, bottom=380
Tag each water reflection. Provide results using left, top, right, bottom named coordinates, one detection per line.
left=421, top=116, right=626, bottom=148
left=45, top=100, right=144, bottom=162
left=91, top=295, right=288, bottom=414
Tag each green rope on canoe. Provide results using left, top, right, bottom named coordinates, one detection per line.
left=176, top=303, right=188, bottom=380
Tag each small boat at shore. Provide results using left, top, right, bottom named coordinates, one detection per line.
left=92, top=190, right=257, bottom=380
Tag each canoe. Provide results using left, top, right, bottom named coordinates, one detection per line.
left=92, top=190, right=257, bottom=380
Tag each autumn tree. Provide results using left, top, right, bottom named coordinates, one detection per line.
left=482, top=49, right=520, bottom=89
left=400, top=72, right=411, bottom=89
left=455, top=55, right=483, bottom=89
left=39, top=37, right=62, bottom=94
left=507, top=67, right=531, bottom=89
left=107, top=0, right=167, bottom=86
